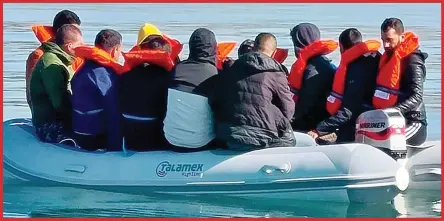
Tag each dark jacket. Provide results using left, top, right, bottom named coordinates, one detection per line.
left=71, top=60, right=122, bottom=151
left=289, top=23, right=337, bottom=132
left=29, top=42, right=75, bottom=128
left=119, top=62, right=171, bottom=151
left=316, top=52, right=381, bottom=142
left=219, top=39, right=255, bottom=75
left=291, top=55, right=337, bottom=131
left=169, top=28, right=218, bottom=97
left=396, top=49, right=428, bottom=126
left=209, top=51, right=295, bottom=148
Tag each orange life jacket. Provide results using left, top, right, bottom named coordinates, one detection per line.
left=326, top=40, right=381, bottom=115
left=73, top=46, right=125, bottom=74
left=287, top=40, right=338, bottom=103
left=216, top=42, right=236, bottom=69
left=273, top=48, right=289, bottom=64
left=162, top=34, right=183, bottom=58
left=122, top=48, right=175, bottom=73
left=372, top=32, right=419, bottom=109
left=32, top=25, right=55, bottom=42
left=129, top=34, right=183, bottom=62
left=26, top=25, right=84, bottom=106
left=29, top=25, right=84, bottom=72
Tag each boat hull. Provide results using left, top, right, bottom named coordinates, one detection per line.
left=3, top=118, right=407, bottom=203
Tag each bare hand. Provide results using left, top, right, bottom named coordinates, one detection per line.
left=307, top=130, right=319, bottom=139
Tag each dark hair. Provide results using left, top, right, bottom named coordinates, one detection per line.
left=254, top=32, right=277, bottom=52
left=140, top=35, right=171, bottom=53
left=94, top=29, right=122, bottom=52
left=238, top=39, right=254, bottom=57
left=381, top=18, right=404, bottom=34
left=52, top=10, right=81, bottom=33
left=55, top=24, right=82, bottom=46
left=339, top=28, right=362, bottom=50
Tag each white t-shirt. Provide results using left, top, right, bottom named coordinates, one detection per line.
left=163, top=88, right=215, bottom=148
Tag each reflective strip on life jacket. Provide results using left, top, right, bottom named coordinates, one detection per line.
left=326, top=40, right=381, bottom=115
left=273, top=48, right=289, bottom=64
left=216, top=42, right=237, bottom=70
left=74, top=109, right=104, bottom=115
left=122, top=113, right=157, bottom=121
left=73, top=46, right=125, bottom=74
left=73, top=131, right=93, bottom=136
left=372, top=32, right=419, bottom=109
left=122, top=48, right=175, bottom=72
left=287, top=40, right=338, bottom=103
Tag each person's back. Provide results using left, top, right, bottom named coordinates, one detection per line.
left=26, top=10, right=82, bottom=110
left=221, top=39, right=255, bottom=71
left=312, top=28, right=381, bottom=143
left=70, top=29, right=123, bottom=151
left=163, top=28, right=219, bottom=149
left=287, top=23, right=338, bottom=132
left=30, top=24, right=84, bottom=143
left=222, top=39, right=288, bottom=74
left=120, top=34, right=175, bottom=151
left=300, top=56, right=336, bottom=128
left=210, top=33, right=295, bottom=150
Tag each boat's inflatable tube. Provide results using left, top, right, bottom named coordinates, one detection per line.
left=404, top=140, right=441, bottom=191
left=3, top=118, right=408, bottom=203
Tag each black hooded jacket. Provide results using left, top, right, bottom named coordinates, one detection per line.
left=290, top=23, right=337, bottom=131
left=209, top=51, right=295, bottom=148
left=119, top=61, right=172, bottom=150
left=169, top=28, right=218, bottom=97
left=316, top=51, right=381, bottom=142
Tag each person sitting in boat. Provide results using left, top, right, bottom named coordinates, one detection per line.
left=370, top=18, right=428, bottom=146
left=308, top=28, right=381, bottom=143
left=26, top=10, right=83, bottom=111
left=287, top=23, right=338, bottom=132
left=119, top=26, right=175, bottom=151
left=221, top=39, right=255, bottom=70
left=131, top=23, right=183, bottom=64
left=238, top=39, right=255, bottom=57
left=163, top=28, right=220, bottom=150
left=209, top=33, right=295, bottom=150
left=29, top=24, right=84, bottom=144
left=70, top=29, right=124, bottom=151
left=222, top=39, right=288, bottom=72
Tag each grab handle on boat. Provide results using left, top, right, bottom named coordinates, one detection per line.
left=414, top=168, right=441, bottom=176
left=64, top=165, right=86, bottom=174
left=261, top=163, right=291, bottom=174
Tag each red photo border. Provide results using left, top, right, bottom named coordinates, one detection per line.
left=1, top=0, right=442, bottom=220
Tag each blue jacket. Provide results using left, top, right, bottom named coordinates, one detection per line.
left=71, top=60, right=122, bottom=151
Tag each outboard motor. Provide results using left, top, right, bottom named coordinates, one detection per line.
left=355, top=108, right=407, bottom=160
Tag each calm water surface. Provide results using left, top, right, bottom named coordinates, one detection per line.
left=2, top=3, right=442, bottom=218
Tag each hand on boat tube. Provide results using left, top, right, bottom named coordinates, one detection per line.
left=309, top=131, right=338, bottom=145
left=307, top=130, right=319, bottom=139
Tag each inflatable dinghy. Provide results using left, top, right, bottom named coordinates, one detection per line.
left=3, top=118, right=408, bottom=204
left=404, top=140, right=441, bottom=191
